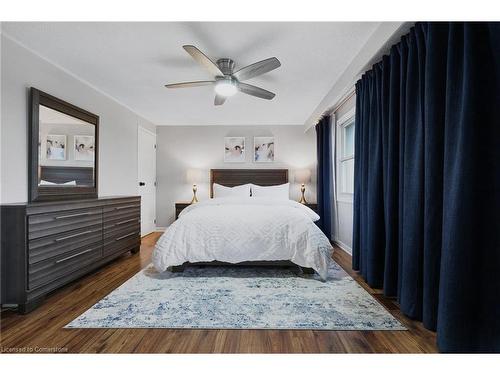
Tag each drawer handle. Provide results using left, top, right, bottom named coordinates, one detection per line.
left=55, top=247, right=97, bottom=264
left=55, top=230, right=94, bottom=242
left=116, top=218, right=139, bottom=226
left=115, top=205, right=140, bottom=210
left=115, top=232, right=138, bottom=241
left=55, top=212, right=91, bottom=220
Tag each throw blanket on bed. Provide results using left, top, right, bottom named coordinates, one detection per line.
left=153, top=198, right=333, bottom=279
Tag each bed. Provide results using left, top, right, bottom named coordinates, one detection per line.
left=152, top=169, right=333, bottom=279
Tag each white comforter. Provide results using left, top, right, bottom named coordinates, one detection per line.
left=152, top=198, right=333, bottom=279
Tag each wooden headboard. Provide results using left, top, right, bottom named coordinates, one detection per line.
left=210, top=169, right=288, bottom=198
left=40, top=166, right=95, bottom=186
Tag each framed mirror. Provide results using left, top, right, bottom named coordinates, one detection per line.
left=29, top=88, right=99, bottom=201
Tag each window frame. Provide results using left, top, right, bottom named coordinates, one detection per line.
left=340, top=120, right=355, bottom=161
left=335, top=108, right=356, bottom=202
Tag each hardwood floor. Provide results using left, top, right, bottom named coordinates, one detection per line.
left=0, top=232, right=438, bottom=353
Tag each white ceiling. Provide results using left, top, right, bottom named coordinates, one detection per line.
left=3, top=22, right=380, bottom=126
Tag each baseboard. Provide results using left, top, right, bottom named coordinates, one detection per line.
left=155, top=227, right=167, bottom=232
left=333, top=239, right=352, bottom=254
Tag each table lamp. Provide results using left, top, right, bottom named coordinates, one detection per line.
left=186, top=169, right=203, bottom=203
left=294, top=169, right=311, bottom=204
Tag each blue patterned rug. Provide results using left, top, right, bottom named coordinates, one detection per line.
left=66, top=262, right=405, bottom=330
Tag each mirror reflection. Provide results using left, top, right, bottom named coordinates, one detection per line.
left=38, top=105, right=95, bottom=187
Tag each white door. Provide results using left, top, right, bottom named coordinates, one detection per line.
left=138, top=127, right=156, bottom=236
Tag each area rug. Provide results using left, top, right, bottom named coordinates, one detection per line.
left=65, top=261, right=406, bottom=330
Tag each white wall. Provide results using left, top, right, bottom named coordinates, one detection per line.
left=333, top=94, right=355, bottom=253
left=0, top=35, right=156, bottom=203
left=156, top=125, right=317, bottom=227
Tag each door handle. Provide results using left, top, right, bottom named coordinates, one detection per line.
left=139, top=182, right=145, bottom=186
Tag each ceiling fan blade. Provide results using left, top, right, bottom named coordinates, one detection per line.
left=214, top=95, right=227, bottom=106
left=164, top=81, right=215, bottom=89
left=238, top=83, right=276, bottom=100
left=233, top=57, right=281, bottom=81
left=183, top=45, right=224, bottom=77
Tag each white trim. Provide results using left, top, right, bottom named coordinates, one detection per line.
left=138, top=126, right=157, bottom=138
left=334, top=239, right=352, bottom=254
left=155, top=227, right=167, bottom=232
left=1, top=31, right=158, bottom=126
left=336, top=198, right=354, bottom=204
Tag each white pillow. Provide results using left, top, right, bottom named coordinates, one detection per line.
left=39, top=180, right=77, bottom=186
left=251, top=183, right=290, bottom=200
left=39, top=179, right=55, bottom=185
left=213, top=183, right=251, bottom=198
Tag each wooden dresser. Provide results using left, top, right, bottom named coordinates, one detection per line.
left=1, top=196, right=140, bottom=313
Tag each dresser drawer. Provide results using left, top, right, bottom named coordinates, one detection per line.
left=104, top=218, right=140, bottom=238
left=102, top=198, right=140, bottom=258
left=104, top=204, right=140, bottom=218
left=28, top=242, right=102, bottom=290
left=28, top=206, right=103, bottom=240
left=103, top=223, right=140, bottom=257
left=28, top=224, right=103, bottom=264
left=103, top=199, right=140, bottom=215
left=103, top=235, right=140, bottom=258
left=103, top=210, right=141, bottom=231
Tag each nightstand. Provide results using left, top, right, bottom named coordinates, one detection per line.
left=304, top=203, right=318, bottom=212
left=175, top=202, right=191, bottom=220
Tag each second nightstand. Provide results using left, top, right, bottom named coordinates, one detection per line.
left=304, top=203, right=318, bottom=212
left=175, top=202, right=192, bottom=220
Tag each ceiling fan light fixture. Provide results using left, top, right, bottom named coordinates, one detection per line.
left=165, top=45, right=280, bottom=105
left=214, top=80, right=237, bottom=97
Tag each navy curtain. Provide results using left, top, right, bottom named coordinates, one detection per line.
left=353, top=22, right=500, bottom=352
left=316, top=115, right=333, bottom=239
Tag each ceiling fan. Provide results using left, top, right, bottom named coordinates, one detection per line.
left=164, top=45, right=281, bottom=106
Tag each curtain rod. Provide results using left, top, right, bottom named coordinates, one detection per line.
left=326, top=89, right=356, bottom=116
left=315, top=88, right=356, bottom=125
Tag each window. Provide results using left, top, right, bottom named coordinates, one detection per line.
left=336, top=110, right=355, bottom=198
left=343, top=122, right=355, bottom=158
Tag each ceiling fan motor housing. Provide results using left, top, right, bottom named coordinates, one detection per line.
left=216, top=58, right=235, bottom=76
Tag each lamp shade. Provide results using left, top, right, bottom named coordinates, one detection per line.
left=186, top=168, right=204, bottom=184
left=294, top=169, right=311, bottom=184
